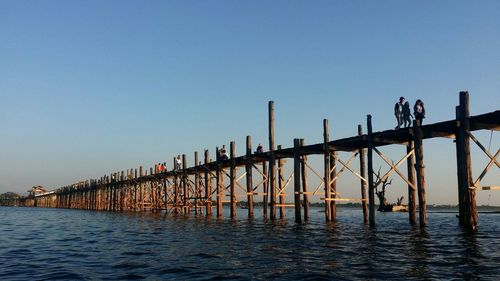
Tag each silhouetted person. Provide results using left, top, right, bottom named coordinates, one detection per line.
left=402, top=101, right=413, bottom=128
left=394, top=97, right=405, bottom=129
left=413, top=99, right=426, bottom=125
left=175, top=155, right=182, bottom=170
left=256, top=143, right=264, bottom=153
left=219, top=146, right=229, bottom=160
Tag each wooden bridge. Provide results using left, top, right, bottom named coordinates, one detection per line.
left=23, top=92, right=499, bottom=230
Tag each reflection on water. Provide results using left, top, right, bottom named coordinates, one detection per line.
left=0, top=207, right=498, bottom=280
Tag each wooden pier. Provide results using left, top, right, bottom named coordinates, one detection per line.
left=22, top=92, right=499, bottom=230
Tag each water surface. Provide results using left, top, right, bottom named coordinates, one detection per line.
left=0, top=207, right=498, bottom=280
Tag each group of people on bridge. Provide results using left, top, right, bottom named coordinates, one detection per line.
left=394, top=97, right=426, bottom=129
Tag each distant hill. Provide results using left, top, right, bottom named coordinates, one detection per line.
left=0, top=192, right=22, bottom=200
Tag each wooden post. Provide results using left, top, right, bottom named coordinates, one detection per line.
left=120, top=171, right=125, bottom=212
left=112, top=173, right=117, bottom=212
left=230, top=141, right=237, bottom=219
left=413, top=119, right=427, bottom=227
left=173, top=158, right=179, bottom=214
left=216, top=146, right=223, bottom=218
left=358, top=125, right=368, bottom=223
left=367, top=115, right=376, bottom=226
left=246, top=136, right=254, bottom=219
left=330, top=152, right=337, bottom=222
left=268, top=101, right=277, bottom=220
left=204, top=149, right=212, bottom=216
left=182, top=154, right=188, bottom=214
left=323, top=119, right=332, bottom=222
left=278, top=145, right=285, bottom=219
left=293, top=139, right=302, bottom=222
left=134, top=169, right=138, bottom=211
left=194, top=151, right=199, bottom=215
left=262, top=161, right=268, bottom=218
left=300, top=139, right=310, bottom=221
left=455, top=91, right=477, bottom=230
left=140, top=167, right=144, bottom=211
left=407, top=141, right=417, bottom=225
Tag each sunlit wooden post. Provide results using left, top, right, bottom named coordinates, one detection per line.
left=216, top=146, right=223, bottom=218
left=455, top=91, right=477, bottom=230
left=246, top=136, right=254, bottom=218
left=358, top=125, right=368, bottom=223
left=293, top=139, right=302, bottom=222
left=367, top=115, right=375, bottom=226
left=269, top=101, right=277, bottom=220
left=407, top=141, right=417, bottom=225
left=194, top=151, right=199, bottom=215
left=413, top=120, right=426, bottom=227
left=300, top=139, right=310, bottom=221
left=230, top=141, right=237, bottom=219
left=323, top=119, right=332, bottom=222
left=277, top=145, right=285, bottom=219
left=204, top=149, right=212, bottom=216
left=182, top=154, right=188, bottom=215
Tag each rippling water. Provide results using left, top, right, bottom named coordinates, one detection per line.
left=0, top=206, right=498, bottom=280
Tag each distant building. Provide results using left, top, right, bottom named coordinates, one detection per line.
left=28, top=186, right=47, bottom=197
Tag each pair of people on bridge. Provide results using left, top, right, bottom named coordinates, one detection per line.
left=156, top=163, right=167, bottom=173
left=394, top=97, right=426, bottom=129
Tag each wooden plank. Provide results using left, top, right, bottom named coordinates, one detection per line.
left=478, top=186, right=500, bottom=191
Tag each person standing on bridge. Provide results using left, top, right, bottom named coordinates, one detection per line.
left=256, top=143, right=264, bottom=153
left=175, top=155, right=182, bottom=170
left=414, top=99, right=426, bottom=125
left=402, top=101, right=413, bottom=128
left=394, top=97, right=405, bottom=129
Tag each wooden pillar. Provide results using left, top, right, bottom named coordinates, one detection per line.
left=413, top=119, right=427, bottom=227
left=216, top=146, right=223, bottom=218
left=278, top=145, right=285, bottom=219
left=367, top=115, right=376, bottom=226
left=358, top=125, right=368, bottom=223
left=455, top=91, right=477, bottom=230
left=194, top=151, right=199, bottom=215
left=140, top=167, right=144, bottom=211
left=268, top=101, right=277, bottom=220
left=407, top=141, right=417, bottom=225
left=262, top=161, right=268, bottom=218
left=323, top=119, right=332, bottom=222
left=134, top=169, right=138, bottom=211
left=182, top=154, right=188, bottom=214
left=293, top=139, right=302, bottom=223
left=246, top=136, right=254, bottom=218
left=173, top=158, right=179, bottom=214
left=230, top=141, right=237, bottom=219
left=330, top=152, right=337, bottom=222
left=300, top=139, right=310, bottom=221
left=112, top=173, right=117, bottom=212
left=120, top=171, right=125, bottom=212
left=204, top=149, right=212, bottom=216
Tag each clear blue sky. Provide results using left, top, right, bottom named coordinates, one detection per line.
left=1, top=0, right=499, bottom=205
